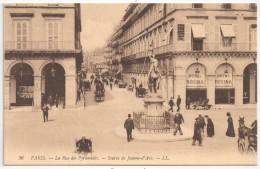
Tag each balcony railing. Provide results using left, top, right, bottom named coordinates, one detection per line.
left=122, top=43, right=257, bottom=60
left=5, top=41, right=76, bottom=51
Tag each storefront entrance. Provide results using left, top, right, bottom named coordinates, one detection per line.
left=243, top=63, right=257, bottom=104
left=215, top=63, right=235, bottom=104
left=186, top=89, right=207, bottom=102
left=41, top=63, right=65, bottom=106
left=10, top=63, right=34, bottom=106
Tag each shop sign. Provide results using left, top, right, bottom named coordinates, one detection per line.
left=186, top=74, right=205, bottom=87
left=215, top=73, right=233, bottom=87
left=18, top=86, right=34, bottom=98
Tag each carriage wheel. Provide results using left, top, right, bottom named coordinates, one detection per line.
left=247, top=146, right=256, bottom=156
left=238, top=142, right=245, bottom=155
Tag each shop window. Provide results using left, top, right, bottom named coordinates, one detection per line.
left=221, top=3, right=232, bottom=9
left=192, top=4, right=203, bottom=8
left=177, top=24, right=185, bottom=41
left=215, top=88, right=235, bottom=104
left=249, top=3, right=257, bottom=11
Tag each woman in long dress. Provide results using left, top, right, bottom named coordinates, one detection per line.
left=204, top=115, right=214, bottom=137
left=226, top=112, right=235, bottom=137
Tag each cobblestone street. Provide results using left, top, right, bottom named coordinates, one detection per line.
left=4, top=84, right=257, bottom=165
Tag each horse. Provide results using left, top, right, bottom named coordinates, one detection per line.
left=238, top=117, right=251, bottom=139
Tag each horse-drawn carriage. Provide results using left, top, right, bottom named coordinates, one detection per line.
left=191, top=99, right=212, bottom=110
left=135, top=87, right=146, bottom=98
left=238, top=117, right=257, bottom=156
left=94, top=82, right=105, bottom=102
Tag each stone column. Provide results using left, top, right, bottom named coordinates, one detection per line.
left=167, top=75, right=174, bottom=100
left=160, top=75, right=167, bottom=99
left=174, top=75, right=186, bottom=109
left=65, top=74, right=77, bottom=108
left=207, top=75, right=215, bottom=107
left=4, top=76, right=11, bottom=110
left=235, top=75, right=243, bottom=107
left=33, top=76, right=42, bottom=110
left=249, top=74, right=256, bottom=103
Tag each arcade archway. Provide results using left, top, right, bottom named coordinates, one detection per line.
left=10, top=63, right=34, bottom=106
left=243, top=63, right=257, bottom=104
left=41, top=63, right=65, bottom=106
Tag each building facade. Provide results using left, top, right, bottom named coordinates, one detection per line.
left=110, top=3, right=257, bottom=108
left=4, top=3, right=83, bottom=110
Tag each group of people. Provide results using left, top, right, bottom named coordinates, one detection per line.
left=168, top=95, right=182, bottom=112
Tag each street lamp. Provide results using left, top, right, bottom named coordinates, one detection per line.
left=51, top=57, right=56, bottom=77
left=195, top=57, right=200, bottom=77
left=224, top=58, right=229, bottom=74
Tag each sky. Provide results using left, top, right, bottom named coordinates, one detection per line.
left=81, top=3, right=129, bottom=52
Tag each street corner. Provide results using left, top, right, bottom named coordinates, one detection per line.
left=114, top=126, right=193, bottom=142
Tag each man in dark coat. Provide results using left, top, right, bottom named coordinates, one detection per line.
left=204, top=115, right=215, bottom=137
left=173, top=109, right=184, bottom=135
left=226, top=112, right=235, bottom=137
left=76, top=136, right=92, bottom=153
left=198, top=114, right=206, bottom=137
left=42, top=103, right=50, bottom=122
left=192, top=118, right=202, bottom=146
left=124, top=114, right=135, bottom=142
left=177, top=95, right=181, bottom=111
left=186, top=97, right=191, bottom=109
left=168, top=97, right=174, bottom=112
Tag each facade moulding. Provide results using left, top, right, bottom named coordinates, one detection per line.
left=10, top=13, right=34, bottom=17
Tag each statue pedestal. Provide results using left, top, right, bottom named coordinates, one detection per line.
left=133, top=93, right=174, bottom=133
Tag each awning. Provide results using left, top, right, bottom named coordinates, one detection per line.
left=115, top=70, right=121, bottom=75
left=220, top=25, right=235, bottom=38
left=191, top=24, right=206, bottom=39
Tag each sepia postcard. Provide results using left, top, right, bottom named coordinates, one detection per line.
left=2, top=2, right=258, bottom=166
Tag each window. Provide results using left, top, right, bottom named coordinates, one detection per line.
left=221, top=3, right=232, bottom=9
left=47, top=21, right=59, bottom=49
left=249, top=24, right=257, bottom=50
left=177, top=24, right=185, bottom=41
left=249, top=3, right=257, bottom=10
left=16, top=21, right=28, bottom=49
left=192, top=4, right=203, bottom=8
left=169, top=30, right=173, bottom=44
left=220, top=25, right=235, bottom=48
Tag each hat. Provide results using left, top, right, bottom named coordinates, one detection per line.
left=195, top=118, right=198, bottom=120
left=204, top=115, right=208, bottom=118
left=226, top=112, right=231, bottom=116
left=128, top=114, right=131, bottom=117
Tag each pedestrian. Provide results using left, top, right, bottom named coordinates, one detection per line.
left=226, top=112, right=235, bottom=137
left=124, top=114, right=135, bottom=142
left=192, top=118, right=202, bottom=146
left=168, top=97, right=174, bottom=112
left=77, top=88, right=81, bottom=101
left=54, top=93, right=59, bottom=108
left=204, top=115, right=215, bottom=137
left=177, top=95, right=181, bottom=111
left=42, top=103, right=50, bottom=122
left=198, top=114, right=206, bottom=137
left=173, top=109, right=184, bottom=136
left=186, top=97, right=191, bottom=109
left=110, top=82, right=113, bottom=90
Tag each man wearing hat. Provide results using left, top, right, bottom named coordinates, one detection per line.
left=192, top=118, right=202, bottom=146
left=124, top=114, right=135, bottom=142
left=168, top=97, right=174, bottom=112
left=204, top=115, right=215, bottom=137
left=173, top=109, right=184, bottom=136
